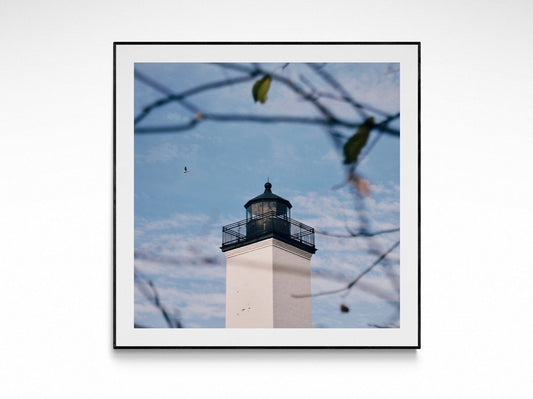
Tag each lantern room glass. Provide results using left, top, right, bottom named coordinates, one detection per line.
left=246, top=201, right=290, bottom=220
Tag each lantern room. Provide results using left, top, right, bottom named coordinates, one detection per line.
left=244, top=182, right=292, bottom=220
left=221, top=182, right=315, bottom=254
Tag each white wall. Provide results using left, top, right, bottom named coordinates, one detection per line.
left=272, top=240, right=312, bottom=328
left=2, top=0, right=533, bottom=398
left=225, top=238, right=313, bottom=328
left=225, top=240, right=275, bottom=327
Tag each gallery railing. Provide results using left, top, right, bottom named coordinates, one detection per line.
left=222, top=211, right=315, bottom=250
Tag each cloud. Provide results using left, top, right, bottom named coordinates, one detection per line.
left=289, top=185, right=399, bottom=234
left=321, top=149, right=342, bottom=162
left=134, top=210, right=227, bottom=327
left=135, top=275, right=226, bottom=327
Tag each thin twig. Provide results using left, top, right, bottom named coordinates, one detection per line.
left=306, top=63, right=368, bottom=120
left=134, top=70, right=257, bottom=125
left=134, top=269, right=183, bottom=328
left=315, top=227, right=400, bottom=238
left=292, top=240, right=400, bottom=298
left=214, top=63, right=338, bottom=121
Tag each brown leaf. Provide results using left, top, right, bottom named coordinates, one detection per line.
left=348, top=173, right=371, bottom=196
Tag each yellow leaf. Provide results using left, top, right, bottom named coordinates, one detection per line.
left=343, top=117, right=375, bottom=165
left=252, top=75, right=272, bottom=104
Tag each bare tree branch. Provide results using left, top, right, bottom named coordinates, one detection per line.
left=134, top=268, right=184, bottom=328
left=315, top=227, right=400, bottom=238
left=292, top=240, right=400, bottom=299
left=134, top=64, right=400, bottom=139
left=135, top=114, right=399, bottom=135
left=134, top=70, right=257, bottom=125
left=306, top=63, right=369, bottom=120
left=135, top=118, right=199, bottom=134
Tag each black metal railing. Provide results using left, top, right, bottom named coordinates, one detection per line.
left=222, top=211, right=315, bottom=250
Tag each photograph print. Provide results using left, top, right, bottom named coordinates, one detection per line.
left=114, top=43, right=420, bottom=347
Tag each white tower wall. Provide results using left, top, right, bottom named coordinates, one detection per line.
left=272, top=240, right=312, bottom=327
left=225, top=238, right=312, bottom=328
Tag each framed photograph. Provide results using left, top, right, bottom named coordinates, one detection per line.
left=114, top=42, right=420, bottom=348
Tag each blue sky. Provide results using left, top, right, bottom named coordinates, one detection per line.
left=133, top=63, right=400, bottom=328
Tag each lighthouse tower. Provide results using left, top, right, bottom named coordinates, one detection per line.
left=221, top=182, right=316, bottom=328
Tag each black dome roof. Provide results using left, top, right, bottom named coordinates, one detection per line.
left=244, top=182, right=292, bottom=209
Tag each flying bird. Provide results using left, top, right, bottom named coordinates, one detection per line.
left=184, top=166, right=189, bottom=173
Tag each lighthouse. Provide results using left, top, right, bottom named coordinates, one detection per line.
left=221, top=182, right=316, bottom=328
